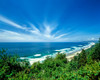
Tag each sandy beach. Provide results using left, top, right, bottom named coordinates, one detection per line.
left=66, top=42, right=95, bottom=61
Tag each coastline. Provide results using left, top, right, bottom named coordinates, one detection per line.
left=20, top=42, right=95, bottom=65
left=66, top=42, right=95, bottom=61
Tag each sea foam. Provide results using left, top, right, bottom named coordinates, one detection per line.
left=34, top=54, right=41, bottom=57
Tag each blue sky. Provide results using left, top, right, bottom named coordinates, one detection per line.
left=0, top=0, right=100, bottom=42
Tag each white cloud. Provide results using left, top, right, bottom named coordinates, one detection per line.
left=55, top=33, right=68, bottom=39
left=29, top=23, right=41, bottom=35
left=0, top=29, right=70, bottom=42
left=0, top=29, right=20, bottom=35
left=0, top=15, right=28, bottom=30
left=43, top=23, right=58, bottom=38
left=0, top=29, right=37, bottom=42
left=1, top=29, right=99, bottom=42
left=44, top=26, right=53, bottom=38
left=0, top=16, right=71, bottom=42
left=88, top=37, right=98, bottom=41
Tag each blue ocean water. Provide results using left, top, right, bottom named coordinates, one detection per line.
left=0, top=42, right=89, bottom=58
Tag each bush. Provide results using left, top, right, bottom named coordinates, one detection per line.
left=0, top=49, right=29, bottom=79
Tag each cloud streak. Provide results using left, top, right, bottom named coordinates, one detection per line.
left=55, top=33, right=68, bottom=39
left=0, top=15, right=28, bottom=30
left=29, top=23, right=41, bottom=35
left=0, top=16, right=72, bottom=42
left=0, top=29, right=40, bottom=42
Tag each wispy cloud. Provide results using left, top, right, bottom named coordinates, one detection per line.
left=1, top=28, right=99, bottom=42
left=29, top=23, right=41, bottom=35
left=0, top=15, right=28, bottom=30
left=44, top=25, right=52, bottom=38
left=55, top=33, right=68, bottom=39
left=43, top=23, right=58, bottom=38
left=0, top=16, right=72, bottom=42
left=0, top=29, right=40, bottom=42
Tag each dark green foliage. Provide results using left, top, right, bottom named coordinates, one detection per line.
left=91, top=43, right=100, bottom=61
left=0, top=49, right=29, bottom=79
left=78, top=49, right=87, bottom=67
left=55, top=53, right=68, bottom=63
left=67, top=60, right=79, bottom=71
left=0, top=39, right=100, bottom=80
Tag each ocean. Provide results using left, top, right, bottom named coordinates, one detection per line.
left=0, top=42, right=91, bottom=57
left=0, top=42, right=95, bottom=64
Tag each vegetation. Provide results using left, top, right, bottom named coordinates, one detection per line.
left=0, top=39, right=100, bottom=80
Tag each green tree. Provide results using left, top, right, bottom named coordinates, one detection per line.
left=78, top=49, right=87, bottom=67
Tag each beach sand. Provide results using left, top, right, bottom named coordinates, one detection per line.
left=66, top=42, right=95, bottom=61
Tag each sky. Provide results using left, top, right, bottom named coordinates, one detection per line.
left=0, top=0, right=100, bottom=42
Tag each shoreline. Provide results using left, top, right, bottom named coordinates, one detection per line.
left=20, top=42, right=95, bottom=65
left=66, top=42, right=95, bottom=61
